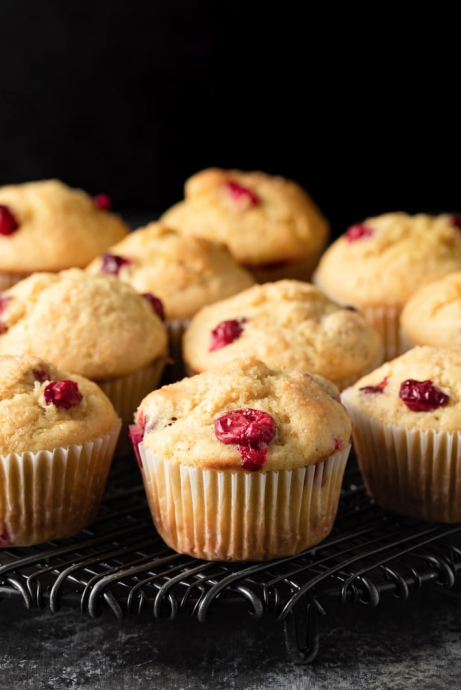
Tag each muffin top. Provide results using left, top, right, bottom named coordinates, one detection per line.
left=0, top=269, right=167, bottom=380
left=86, top=222, right=255, bottom=320
left=0, top=179, right=129, bottom=272
left=342, top=346, right=461, bottom=432
left=183, top=281, right=382, bottom=390
left=0, top=354, right=117, bottom=456
left=135, top=357, right=351, bottom=472
left=160, top=168, right=329, bottom=267
left=400, top=271, right=461, bottom=348
left=314, top=213, right=461, bottom=308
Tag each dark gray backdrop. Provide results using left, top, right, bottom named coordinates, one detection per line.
left=0, top=1, right=458, bottom=237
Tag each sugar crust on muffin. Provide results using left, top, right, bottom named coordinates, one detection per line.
left=86, top=222, right=255, bottom=320
left=137, top=357, right=352, bottom=471
left=0, top=179, right=129, bottom=272
left=183, top=280, right=382, bottom=388
left=0, top=354, right=116, bottom=455
left=342, top=346, right=461, bottom=432
left=160, top=168, right=329, bottom=268
left=315, top=212, right=461, bottom=308
left=0, top=269, right=167, bottom=380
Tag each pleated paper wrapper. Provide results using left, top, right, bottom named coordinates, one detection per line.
left=98, top=356, right=166, bottom=455
left=138, top=443, right=351, bottom=562
left=0, top=419, right=121, bottom=548
left=342, top=389, right=461, bottom=522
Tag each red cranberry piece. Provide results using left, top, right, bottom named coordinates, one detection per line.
left=449, top=215, right=461, bottom=229
left=44, top=380, right=83, bottom=409
left=129, top=410, right=146, bottom=468
left=32, top=367, right=51, bottom=383
left=143, top=293, right=165, bottom=321
left=93, top=193, right=113, bottom=210
left=333, top=436, right=343, bottom=451
left=226, top=181, right=259, bottom=208
left=0, top=205, right=19, bottom=236
left=214, top=408, right=276, bottom=471
left=209, top=318, right=246, bottom=352
left=359, top=377, right=388, bottom=394
left=345, top=224, right=373, bottom=243
left=100, top=253, right=132, bottom=276
left=399, top=379, right=449, bottom=412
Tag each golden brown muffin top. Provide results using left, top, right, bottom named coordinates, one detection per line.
left=136, top=357, right=351, bottom=472
left=86, top=222, right=255, bottom=320
left=315, top=212, right=461, bottom=308
left=160, top=168, right=329, bottom=266
left=400, top=271, right=461, bottom=348
left=0, top=354, right=116, bottom=455
left=183, top=280, right=382, bottom=390
left=0, top=269, right=167, bottom=380
left=0, top=179, right=129, bottom=272
left=342, top=346, right=461, bottom=432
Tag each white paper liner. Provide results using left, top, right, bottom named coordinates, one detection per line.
left=97, top=357, right=166, bottom=424
left=341, top=390, right=461, bottom=522
left=0, top=419, right=121, bottom=547
left=0, top=270, right=30, bottom=291
left=138, top=444, right=351, bottom=561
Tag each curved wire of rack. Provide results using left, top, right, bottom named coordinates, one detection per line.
left=1, top=454, right=461, bottom=664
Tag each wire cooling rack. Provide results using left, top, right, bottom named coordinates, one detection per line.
left=1, top=452, right=461, bottom=664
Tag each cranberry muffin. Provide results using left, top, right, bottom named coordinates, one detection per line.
left=87, top=222, right=255, bottom=377
left=0, top=354, right=121, bottom=547
left=342, top=346, right=461, bottom=522
left=314, top=212, right=461, bottom=360
left=183, top=280, right=383, bottom=391
left=0, top=269, right=168, bottom=429
left=130, top=357, right=352, bottom=561
left=160, top=168, right=329, bottom=283
left=0, top=179, right=129, bottom=289
left=400, top=271, right=461, bottom=352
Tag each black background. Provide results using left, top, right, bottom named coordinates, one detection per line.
left=0, top=1, right=458, bottom=239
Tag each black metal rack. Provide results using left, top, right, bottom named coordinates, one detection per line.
left=1, top=452, right=461, bottom=664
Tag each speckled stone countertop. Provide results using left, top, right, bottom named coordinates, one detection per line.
left=1, top=583, right=461, bottom=689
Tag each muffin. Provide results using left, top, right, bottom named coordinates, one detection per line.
left=160, top=168, right=329, bottom=283
left=0, top=269, right=168, bottom=430
left=87, top=222, right=256, bottom=377
left=0, top=179, right=129, bottom=289
left=130, top=357, right=352, bottom=561
left=400, top=271, right=461, bottom=352
left=314, top=212, right=461, bottom=360
left=0, top=354, right=121, bottom=547
left=183, top=281, right=383, bottom=391
left=341, top=346, right=461, bottom=522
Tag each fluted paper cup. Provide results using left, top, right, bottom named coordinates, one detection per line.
left=342, top=389, right=461, bottom=522
left=0, top=419, right=121, bottom=547
left=137, top=443, right=351, bottom=561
